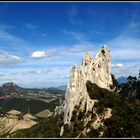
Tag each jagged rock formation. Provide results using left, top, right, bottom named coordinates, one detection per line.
left=63, top=45, right=113, bottom=125
left=57, top=45, right=114, bottom=136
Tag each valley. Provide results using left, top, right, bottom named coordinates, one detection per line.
left=0, top=82, right=65, bottom=137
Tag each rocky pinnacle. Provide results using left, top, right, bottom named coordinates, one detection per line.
left=63, top=45, right=113, bottom=125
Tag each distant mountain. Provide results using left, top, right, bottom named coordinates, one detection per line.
left=46, top=87, right=65, bottom=94
left=0, top=82, right=65, bottom=116
left=0, top=82, right=24, bottom=95
left=0, top=82, right=65, bottom=95
left=117, top=76, right=127, bottom=84
left=56, top=85, right=67, bottom=91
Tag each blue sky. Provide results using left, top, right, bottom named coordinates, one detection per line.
left=0, top=2, right=140, bottom=88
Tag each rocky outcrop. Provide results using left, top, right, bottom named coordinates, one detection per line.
left=57, top=45, right=115, bottom=137
left=36, top=109, right=53, bottom=118
left=63, top=45, right=113, bottom=125
left=0, top=110, right=37, bottom=136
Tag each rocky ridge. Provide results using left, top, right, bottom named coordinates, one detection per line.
left=64, top=45, right=113, bottom=124
left=58, top=45, right=114, bottom=136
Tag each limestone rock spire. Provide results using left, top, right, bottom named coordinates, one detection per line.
left=82, top=51, right=92, bottom=65
left=63, top=45, right=113, bottom=125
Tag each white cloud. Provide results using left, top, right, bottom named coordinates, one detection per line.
left=0, top=52, right=23, bottom=65
left=58, top=75, right=70, bottom=80
left=27, top=70, right=51, bottom=75
left=64, top=43, right=95, bottom=53
left=30, top=43, right=95, bottom=60
left=9, top=72, right=20, bottom=75
left=30, top=51, right=48, bottom=59
left=0, top=25, right=31, bottom=55
left=112, top=63, right=124, bottom=68
left=109, top=20, right=140, bottom=49
left=0, top=29, right=25, bottom=44
left=0, top=72, right=6, bottom=76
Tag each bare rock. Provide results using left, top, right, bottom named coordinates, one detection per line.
left=63, top=45, right=113, bottom=125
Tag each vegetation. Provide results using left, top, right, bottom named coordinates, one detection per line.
left=0, top=98, right=60, bottom=115
left=10, top=113, right=64, bottom=138
left=61, top=106, right=86, bottom=137
left=86, top=76, right=140, bottom=138
left=118, top=76, right=140, bottom=100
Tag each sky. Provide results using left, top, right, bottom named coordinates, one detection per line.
left=0, top=2, right=140, bottom=88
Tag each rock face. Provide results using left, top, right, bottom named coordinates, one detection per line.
left=0, top=110, right=37, bottom=136
left=63, top=45, right=113, bottom=125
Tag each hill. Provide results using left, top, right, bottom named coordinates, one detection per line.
left=56, top=85, right=67, bottom=91
left=0, top=82, right=65, bottom=95
left=117, top=77, right=127, bottom=84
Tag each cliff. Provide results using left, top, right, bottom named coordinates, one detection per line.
left=63, top=45, right=113, bottom=125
